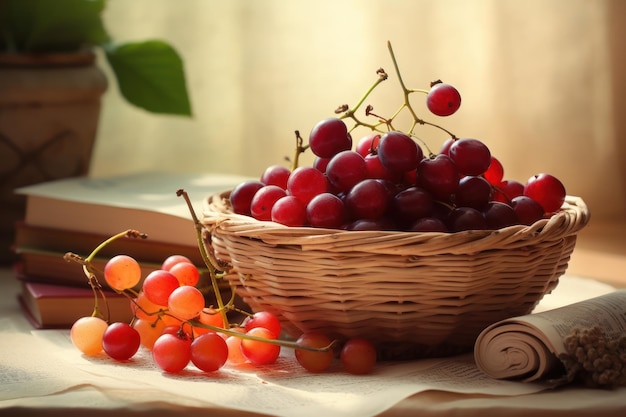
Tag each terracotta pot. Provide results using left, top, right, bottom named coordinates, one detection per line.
left=0, top=51, right=108, bottom=264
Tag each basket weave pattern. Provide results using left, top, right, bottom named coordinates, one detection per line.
left=203, top=192, right=589, bottom=358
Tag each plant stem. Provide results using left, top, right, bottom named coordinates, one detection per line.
left=176, top=189, right=230, bottom=327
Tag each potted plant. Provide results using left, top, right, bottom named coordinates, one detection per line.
left=0, top=0, right=192, bottom=263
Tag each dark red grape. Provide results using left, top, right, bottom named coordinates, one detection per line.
left=483, top=201, right=518, bottom=229
left=448, top=138, right=491, bottom=176
left=511, top=196, right=545, bottom=225
left=447, top=207, right=488, bottom=232
left=377, top=131, right=423, bottom=173
left=392, top=186, right=434, bottom=224
left=417, top=154, right=459, bottom=201
left=493, top=180, right=525, bottom=203
left=344, top=179, right=389, bottom=220
left=230, top=180, right=264, bottom=215
left=409, top=217, right=447, bottom=232
left=308, top=118, right=352, bottom=158
left=454, top=176, right=492, bottom=210
left=306, top=193, right=347, bottom=229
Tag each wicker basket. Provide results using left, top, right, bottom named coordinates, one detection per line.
left=202, top=191, right=589, bottom=359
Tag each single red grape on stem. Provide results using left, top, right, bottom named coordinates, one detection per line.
left=426, top=82, right=462, bottom=116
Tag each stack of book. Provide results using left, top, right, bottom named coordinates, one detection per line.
left=13, top=171, right=247, bottom=329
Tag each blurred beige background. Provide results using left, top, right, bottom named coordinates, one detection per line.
left=91, top=0, right=626, bottom=222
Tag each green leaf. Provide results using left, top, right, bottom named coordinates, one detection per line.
left=105, top=40, right=192, bottom=116
left=0, top=0, right=109, bottom=52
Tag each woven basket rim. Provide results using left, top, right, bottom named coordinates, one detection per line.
left=202, top=191, right=589, bottom=255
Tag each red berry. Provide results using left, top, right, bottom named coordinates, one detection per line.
left=426, top=82, right=461, bottom=116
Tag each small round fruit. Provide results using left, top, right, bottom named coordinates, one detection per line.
left=104, top=254, right=141, bottom=291
left=102, top=322, right=141, bottom=361
left=426, top=82, right=462, bottom=116
left=191, top=332, right=229, bottom=372
left=295, top=332, right=334, bottom=373
left=70, top=316, right=108, bottom=356
left=524, top=173, right=566, bottom=213
left=340, top=338, right=376, bottom=375
left=308, top=118, right=352, bottom=158
left=240, top=327, right=281, bottom=365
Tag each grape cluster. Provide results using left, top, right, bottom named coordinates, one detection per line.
left=229, top=43, right=567, bottom=232
left=69, top=242, right=376, bottom=375
left=558, top=326, right=626, bottom=388
left=231, top=119, right=566, bottom=233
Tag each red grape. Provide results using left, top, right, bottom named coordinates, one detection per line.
left=344, top=179, right=389, bottom=220
left=426, top=82, right=461, bottom=116
left=484, top=156, right=504, bottom=185
left=260, top=165, right=291, bottom=189
left=377, top=131, right=422, bottom=173
left=391, top=186, right=434, bottom=224
left=493, top=179, right=525, bottom=203
left=524, top=173, right=566, bottom=213
left=483, top=201, right=518, bottom=229
left=454, top=176, right=493, bottom=210
left=230, top=180, right=265, bottom=216
left=340, top=338, right=376, bottom=375
left=243, top=311, right=282, bottom=338
left=308, top=118, right=352, bottom=158
left=240, top=327, right=281, bottom=365
left=448, top=138, right=491, bottom=176
left=190, top=332, right=229, bottom=372
left=355, top=133, right=381, bottom=157
left=511, top=195, right=545, bottom=225
left=250, top=185, right=287, bottom=221
left=102, top=322, right=141, bottom=361
left=409, top=217, right=447, bottom=232
left=326, top=150, right=368, bottom=192
left=142, top=269, right=180, bottom=306
left=286, top=166, right=328, bottom=205
left=295, top=332, right=334, bottom=373
left=271, top=195, right=307, bottom=227
left=152, top=333, right=192, bottom=373
left=417, top=154, right=459, bottom=201
left=447, top=207, right=488, bottom=232
left=306, top=193, right=346, bottom=229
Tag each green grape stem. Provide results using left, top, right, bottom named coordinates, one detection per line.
left=64, top=229, right=147, bottom=321
left=176, top=189, right=230, bottom=328
left=332, top=41, right=457, bottom=154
